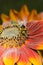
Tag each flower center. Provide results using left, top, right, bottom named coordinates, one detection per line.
left=0, top=21, right=29, bottom=47
left=1, top=27, right=20, bottom=39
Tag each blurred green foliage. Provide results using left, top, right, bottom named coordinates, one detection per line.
left=0, top=0, right=43, bottom=14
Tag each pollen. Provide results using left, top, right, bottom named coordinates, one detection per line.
left=0, top=21, right=29, bottom=48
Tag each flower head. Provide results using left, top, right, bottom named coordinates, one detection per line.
left=0, top=5, right=43, bottom=65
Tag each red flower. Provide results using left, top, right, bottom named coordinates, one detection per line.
left=0, top=5, right=43, bottom=65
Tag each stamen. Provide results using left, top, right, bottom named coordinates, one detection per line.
left=0, top=21, right=29, bottom=47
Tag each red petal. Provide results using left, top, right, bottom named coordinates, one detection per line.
left=2, top=48, right=20, bottom=65
left=0, top=59, right=4, bottom=65
left=26, top=21, right=43, bottom=50
left=0, top=46, right=6, bottom=57
left=17, top=47, right=31, bottom=65
left=22, top=45, right=42, bottom=65
left=0, top=46, right=6, bottom=65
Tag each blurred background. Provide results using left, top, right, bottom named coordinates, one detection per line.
left=0, top=0, right=43, bottom=55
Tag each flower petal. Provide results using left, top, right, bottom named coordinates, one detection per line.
left=0, top=25, right=2, bottom=29
left=18, top=5, right=29, bottom=20
left=28, top=42, right=43, bottom=50
left=0, top=25, right=2, bottom=34
left=0, top=46, right=6, bottom=57
left=26, top=62, right=31, bottom=65
left=0, top=59, right=4, bottom=65
left=22, top=45, right=42, bottom=65
left=28, top=10, right=40, bottom=21
left=39, top=12, right=43, bottom=20
left=36, top=42, right=43, bottom=50
left=26, top=21, right=43, bottom=50
left=9, top=10, right=18, bottom=22
left=17, top=47, right=31, bottom=65
left=3, top=48, right=20, bottom=65
left=1, top=14, right=10, bottom=22
left=0, top=46, right=6, bottom=65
